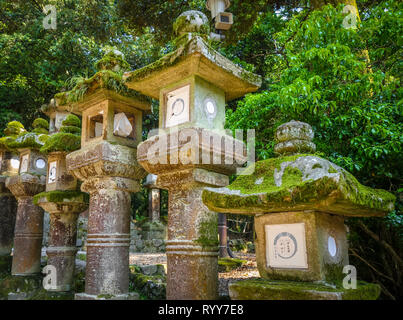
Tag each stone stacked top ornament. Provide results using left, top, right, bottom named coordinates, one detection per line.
left=274, top=120, right=316, bottom=156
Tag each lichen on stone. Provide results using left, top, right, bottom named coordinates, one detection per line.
left=33, top=190, right=89, bottom=205
left=195, top=214, right=219, bottom=248
left=202, top=155, right=396, bottom=216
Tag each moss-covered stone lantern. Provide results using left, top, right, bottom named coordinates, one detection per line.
left=65, top=51, right=151, bottom=300
left=125, top=11, right=261, bottom=300
left=5, top=119, right=49, bottom=276
left=0, top=122, right=22, bottom=274
left=41, top=99, right=71, bottom=134
left=202, top=120, right=396, bottom=300
left=34, top=113, right=88, bottom=292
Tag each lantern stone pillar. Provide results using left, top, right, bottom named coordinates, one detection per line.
left=5, top=119, right=49, bottom=276
left=218, top=213, right=229, bottom=258
left=0, top=150, right=19, bottom=273
left=34, top=113, right=88, bottom=292
left=144, top=174, right=161, bottom=222
left=6, top=153, right=47, bottom=276
left=203, top=120, right=396, bottom=300
left=126, top=11, right=261, bottom=299
left=65, top=51, right=151, bottom=299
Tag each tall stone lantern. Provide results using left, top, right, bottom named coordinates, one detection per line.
left=125, top=11, right=261, bottom=299
left=5, top=119, right=49, bottom=276
left=0, top=123, right=21, bottom=273
left=34, top=113, right=88, bottom=292
left=65, top=51, right=151, bottom=299
left=203, top=121, right=396, bottom=300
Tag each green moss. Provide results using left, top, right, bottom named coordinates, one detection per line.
left=62, top=114, right=81, bottom=128
left=7, top=132, right=49, bottom=150
left=229, top=279, right=381, bottom=300
left=202, top=154, right=395, bottom=214
left=76, top=253, right=86, bottom=261
left=129, top=268, right=166, bottom=300
left=33, top=190, right=89, bottom=205
left=195, top=215, right=219, bottom=247
left=94, top=51, right=130, bottom=72
left=33, top=118, right=49, bottom=130
left=342, top=169, right=396, bottom=212
left=60, top=69, right=150, bottom=104
left=4, top=121, right=25, bottom=136
left=218, top=258, right=246, bottom=272
left=40, top=132, right=81, bottom=154
left=59, top=126, right=81, bottom=135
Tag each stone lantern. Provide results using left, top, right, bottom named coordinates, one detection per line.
left=0, top=124, right=21, bottom=274
left=34, top=113, right=88, bottom=292
left=144, top=174, right=161, bottom=223
left=202, top=120, right=396, bottom=300
left=125, top=11, right=261, bottom=299
left=41, top=99, right=70, bottom=134
left=5, top=119, right=49, bottom=276
left=65, top=51, right=151, bottom=299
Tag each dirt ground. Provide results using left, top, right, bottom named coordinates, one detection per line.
left=129, top=251, right=259, bottom=297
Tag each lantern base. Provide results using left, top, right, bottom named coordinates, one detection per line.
left=228, top=279, right=381, bottom=300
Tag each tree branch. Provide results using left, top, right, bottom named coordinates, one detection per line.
left=357, top=220, right=403, bottom=268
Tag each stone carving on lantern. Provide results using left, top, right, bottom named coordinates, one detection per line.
left=202, top=120, right=396, bottom=300
left=64, top=50, right=151, bottom=299
left=124, top=11, right=261, bottom=300
left=5, top=118, right=49, bottom=276
left=0, top=122, right=22, bottom=274
left=34, top=113, right=88, bottom=292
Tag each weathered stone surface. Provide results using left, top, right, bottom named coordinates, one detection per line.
left=173, top=10, right=209, bottom=36
left=0, top=177, right=17, bottom=259
left=229, top=279, right=381, bottom=300
left=67, top=140, right=146, bottom=182
left=74, top=176, right=138, bottom=299
left=203, top=155, right=395, bottom=217
left=274, top=120, right=316, bottom=156
left=137, top=127, right=246, bottom=177
left=125, top=34, right=261, bottom=102
left=6, top=173, right=45, bottom=276
left=159, top=170, right=223, bottom=300
left=36, top=194, right=88, bottom=292
left=254, top=211, right=349, bottom=282
left=45, top=152, right=77, bottom=191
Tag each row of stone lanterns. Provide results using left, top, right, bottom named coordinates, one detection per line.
left=0, top=9, right=395, bottom=301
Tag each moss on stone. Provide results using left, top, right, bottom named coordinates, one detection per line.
left=40, top=132, right=81, bottom=154
left=195, top=215, right=219, bottom=247
left=202, top=154, right=396, bottom=216
left=33, top=190, right=89, bottom=205
left=33, top=118, right=49, bottom=130
left=62, top=114, right=81, bottom=128
left=59, top=69, right=150, bottom=105
left=7, top=132, right=49, bottom=150
left=229, top=279, right=381, bottom=300
left=218, top=258, right=247, bottom=272
left=94, top=51, right=130, bottom=72
left=59, top=126, right=81, bottom=135
left=4, top=121, right=26, bottom=136
left=129, top=267, right=166, bottom=300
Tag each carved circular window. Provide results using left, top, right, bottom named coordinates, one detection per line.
left=204, top=98, right=217, bottom=119
left=35, top=158, right=46, bottom=169
left=328, top=236, right=337, bottom=257
left=11, top=159, right=20, bottom=169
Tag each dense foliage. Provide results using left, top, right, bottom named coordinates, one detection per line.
left=0, top=0, right=401, bottom=299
